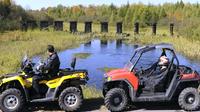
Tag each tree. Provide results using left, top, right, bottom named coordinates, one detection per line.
left=179, top=0, right=185, bottom=8
left=0, top=0, right=11, bottom=18
left=118, top=6, right=127, bottom=18
left=109, top=11, right=115, bottom=25
left=109, top=3, right=116, bottom=11
left=2, top=0, right=11, bottom=6
left=140, top=7, right=152, bottom=25
left=124, top=7, right=133, bottom=28
left=159, top=8, right=167, bottom=19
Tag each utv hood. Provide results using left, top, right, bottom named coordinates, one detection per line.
left=106, top=68, right=130, bottom=77
left=105, top=68, right=139, bottom=90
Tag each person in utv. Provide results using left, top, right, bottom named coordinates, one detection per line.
left=32, top=45, right=60, bottom=97
left=143, top=52, right=169, bottom=77
left=143, top=54, right=169, bottom=92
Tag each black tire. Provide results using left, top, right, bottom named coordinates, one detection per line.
left=58, top=87, right=83, bottom=111
left=105, top=88, right=128, bottom=112
left=178, top=87, right=200, bottom=111
left=0, top=88, right=25, bottom=112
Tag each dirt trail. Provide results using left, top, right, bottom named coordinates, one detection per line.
left=26, top=98, right=186, bottom=112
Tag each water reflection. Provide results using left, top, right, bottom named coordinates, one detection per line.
left=116, top=39, right=122, bottom=48
left=100, top=40, right=108, bottom=48
left=84, top=41, right=91, bottom=47
left=133, top=44, right=139, bottom=48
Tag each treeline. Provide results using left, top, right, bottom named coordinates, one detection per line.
left=1, top=0, right=200, bottom=40
left=39, top=0, right=200, bottom=27
left=0, top=0, right=31, bottom=31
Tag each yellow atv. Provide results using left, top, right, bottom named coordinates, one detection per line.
left=0, top=56, right=89, bottom=112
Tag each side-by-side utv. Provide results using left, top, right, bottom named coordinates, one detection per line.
left=103, top=43, right=200, bottom=111
left=0, top=56, right=89, bottom=112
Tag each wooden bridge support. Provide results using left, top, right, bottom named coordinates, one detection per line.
left=70, top=21, right=77, bottom=33
left=101, top=22, right=108, bottom=33
left=134, top=22, right=139, bottom=34
left=116, top=22, right=123, bottom=34
left=85, top=21, right=92, bottom=33
left=54, top=21, right=63, bottom=31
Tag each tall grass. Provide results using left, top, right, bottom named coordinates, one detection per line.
left=82, top=85, right=103, bottom=99
left=0, top=30, right=91, bottom=74
left=127, top=35, right=200, bottom=61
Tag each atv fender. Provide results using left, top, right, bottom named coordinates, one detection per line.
left=103, top=80, right=136, bottom=101
left=44, top=78, right=86, bottom=100
left=2, top=76, right=27, bottom=87
left=0, top=80, right=30, bottom=101
left=45, top=73, right=86, bottom=88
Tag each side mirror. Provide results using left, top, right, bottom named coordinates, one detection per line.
left=71, top=57, right=76, bottom=70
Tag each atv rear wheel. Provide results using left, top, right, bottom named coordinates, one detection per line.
left=0, top=88, right=25, bottom=112
left=105, top=88, right=128, bottom=112
left=178, top=87, right=200, bottom=111
left=58, top=87, right=82, bottom=111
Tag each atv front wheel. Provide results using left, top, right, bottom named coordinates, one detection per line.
left=58, top=87, right=82, bottom=111
left=105, top=88, right=128, bottom=112
left=0, top=88, right=25, bottom=112
left=178, top=87, right=200, bottom=111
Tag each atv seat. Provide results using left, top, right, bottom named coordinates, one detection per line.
left=36, top=69, right=87, bottom=85
left=58, top=69, right=87, bottom=76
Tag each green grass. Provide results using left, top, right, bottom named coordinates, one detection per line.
left=82, top=85, right=103, bottom=99
left=74, top=53, right=92, bottom=59
left=98, top=67, right=119, bottom=73
left=126, top=35, right=200, bottom=61
left=0, top=30, right=92, bottom=74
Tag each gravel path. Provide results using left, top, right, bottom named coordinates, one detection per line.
left=25, top=98, right=187, bottom=112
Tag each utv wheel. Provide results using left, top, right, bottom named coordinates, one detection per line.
left=0, top=88, right=25, bottom=112
left=58, top=87, right=82, bottom=111
left=105, top=88, right=128, bottom=112
left=178, top=87, right=200, bottom=111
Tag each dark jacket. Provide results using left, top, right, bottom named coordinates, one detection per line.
left=44, top=52, right=60, bottom=77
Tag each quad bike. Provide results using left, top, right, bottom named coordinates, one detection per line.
left=103, top=43, right=200, bottom=111
left=0, top=56, right=89, bottom=112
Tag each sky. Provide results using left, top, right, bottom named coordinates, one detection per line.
left=14, top=0, right=200, bottom=10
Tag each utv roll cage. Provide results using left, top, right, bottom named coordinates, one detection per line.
left=129, top=43, right=180, bottom=71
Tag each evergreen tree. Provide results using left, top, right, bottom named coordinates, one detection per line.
left=124, top=7, right=133, bottom=28
left=140, top=7, right=152, bottom=25
left=159, top=8, right=167, bottom=19
left=179, top=0, right=185, bottom=8
left=109, top=11, right=115, bottom=25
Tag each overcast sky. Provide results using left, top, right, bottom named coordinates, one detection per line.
left=14, top=0, right=200, bottom=10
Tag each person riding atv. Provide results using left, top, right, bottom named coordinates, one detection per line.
left=32, top=45, right=60, bottom=98
left=0, top=46, right=89, bottom=112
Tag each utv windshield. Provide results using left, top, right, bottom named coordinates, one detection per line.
left=124, top=44, right=175, bottom=72
left=124, top=46, right=161, bottom=71
left=133, top=49, right=163, bottom=72
left=124, top=51, right=140, bottom=71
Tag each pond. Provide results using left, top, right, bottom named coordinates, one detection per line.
left=33, top=39, right=200, bottom=89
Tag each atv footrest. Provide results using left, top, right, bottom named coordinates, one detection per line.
left=31, top=97, right=56, bottom=103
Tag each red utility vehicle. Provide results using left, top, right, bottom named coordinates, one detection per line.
left=103, top=43, right=200, bottom=111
